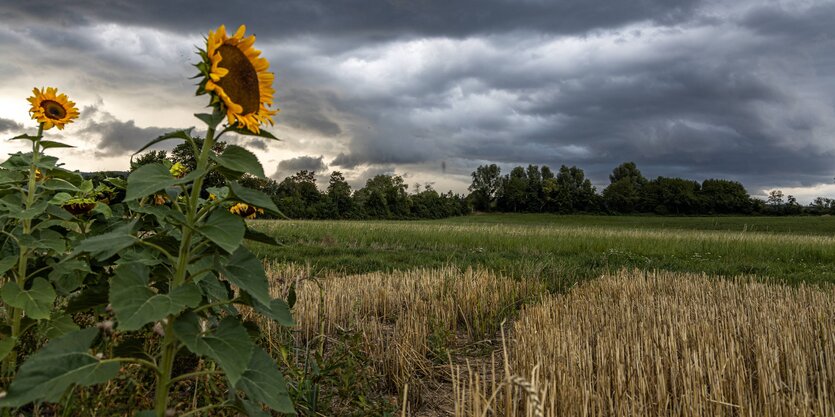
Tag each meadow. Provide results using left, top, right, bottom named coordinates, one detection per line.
left=251, top=214, right=835, bottom=291
left=249, top=214, right=835, bottom=416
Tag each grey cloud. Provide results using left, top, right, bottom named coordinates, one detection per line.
left=273, top=155, right=327, bottom=179
left=80, top=107, right=174, bottom=156
left=279, top=88, right=342, bottom=137
left=0, top=118, right=23, bottom=133
left=2, top=0, right=834, bottom=196
left=0, top=0, right=703, bottom=40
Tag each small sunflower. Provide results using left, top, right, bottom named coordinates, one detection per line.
left=27, top=87, right=79, bottom=130
left=201, top=24, right=277, bottom=133
left=62, top=197, right=97, bottom=215
left=229, top=202, right=263, bottom=219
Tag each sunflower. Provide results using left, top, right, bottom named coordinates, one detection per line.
left=202, top=24, right=277, bottom=133
left=229, top=202, right=263, bottom=219
left=27, top=87, right=79, bottom=130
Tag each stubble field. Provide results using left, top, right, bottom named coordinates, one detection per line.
left=250, top=215, right=835, bottom=416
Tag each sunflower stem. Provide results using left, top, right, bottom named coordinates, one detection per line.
left=153, top=125, right=216, bottom=417
left=2, top=123, right=44, bottom=377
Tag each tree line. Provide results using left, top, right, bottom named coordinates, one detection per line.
left=98, top=143, right=834, bottom=219
left=125, top=142, right=469, bottom=220
left=468, top=161, right=835, bottom=216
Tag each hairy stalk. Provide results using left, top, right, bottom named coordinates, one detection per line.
left=153, top=125, right=216, bottom=417
left=2, top=123, right=44, bottom=377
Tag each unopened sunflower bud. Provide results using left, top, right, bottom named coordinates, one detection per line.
left=153, top=321, right=165, bottom=337
left=169, top=162, right=188, bottom=178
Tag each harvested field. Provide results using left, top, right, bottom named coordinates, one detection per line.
left=453, top=270, right=835, bottom=417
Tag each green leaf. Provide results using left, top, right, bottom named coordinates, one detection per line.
left=8, top=133, right=38, bottom=141
left=124, top=164, right=173, bottom=201
left=228, top=181, right=280, bottom=215
left=211, top=145, right=265, bottom=178
left=0, top=169, right=24, bottom=184
left=39, top=314, right=80, bottom=339
left=28, top=229, right=67, bottom=252
left=255, top=299, right=294, bottom=327
left=46, top=202, right=75, bottom=220
left=223, top=125, right=280, bottom=141
left=0, top=337, right=17, bottom=362
left=41, top=178, right=79, bottom=192
left=91, top=202, right=113, bottom=218
left=110, top=263, right=202, bottom=331
left=198, top=209, right=245, bottom=254
left=113, top=335, right=152, bottom=362
left=1, top=278, right=57, bottom=320
left=220, top=247, right=271, bottom=306
left=49, top=259, right=91, bottom=294
left=132, top=128, right=193, bottom=156
left=34, top=155, right=59, bottom=170
left=47, top=168, right=84, bottom=186
left=173, top=312, right=254, bottom=386
left=194, top=110, right=225, bottom=129
left=0, top=328, right=120, bottom=407
left=66, top=282, right=109, bottom=313
left=125, top=163, right=204, bottom=201
left=74, top=221, right=137, bottom=260
left=5, top=199, right=49, bottom=220
left=39, top=140, right=75, bottom=149
left=287, top=282, right=297, bottom=309
left=106, top=177, right=127, bottom=189
left=0, top=255, right=16, bottom=275
left=243, top=228, right=281, bottom=246
left=236, top=347, right=295, bottom=413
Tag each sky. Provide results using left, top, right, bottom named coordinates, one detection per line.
left=1, top=0, right=834, bottom=202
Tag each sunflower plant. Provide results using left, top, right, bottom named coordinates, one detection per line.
left=0, top=88, right=86, bottom=372
left=0, top=25, right=293, bottom=417
left=0, top=87, right=130, bottom=400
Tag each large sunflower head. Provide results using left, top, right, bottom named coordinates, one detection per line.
left=27, top=87, right=79, bottom=130
left=198, top=24, right=278, bottom=133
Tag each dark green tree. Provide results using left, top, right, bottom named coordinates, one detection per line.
left=497, top=166, right=528, bottom=212
left=700, top=179, right=751, bottom=213
left=643, top=177, right=702, bottom=214
left=326, top=171, right=353, bottom=218
left=526, top=164, right=544, bottom=211
left=130, top=150, right=168, bottom=171
left=603, top=162, right=646, bottom=213
left=468, top=164, right=502, bottom=211
left=275, top=170, right=322, bottom=218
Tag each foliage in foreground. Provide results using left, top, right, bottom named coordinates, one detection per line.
left=0, top=24, right=296, bottom=417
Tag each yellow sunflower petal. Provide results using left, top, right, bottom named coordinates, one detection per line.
left=200, top=24, right=278, bottom=134
left=27, top=86, right=79, bottom=130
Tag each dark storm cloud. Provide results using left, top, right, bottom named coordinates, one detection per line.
left=0, top=118, right=23, bottom=133
left=273, top=155, right=328, bottom=179
left=0, top=0, right=702, bottom=39
left=80, top=106, right=173, bottom=156
left=2, top=0, right=834, bottom=197
left=279, top=88, right=342, bottom=137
